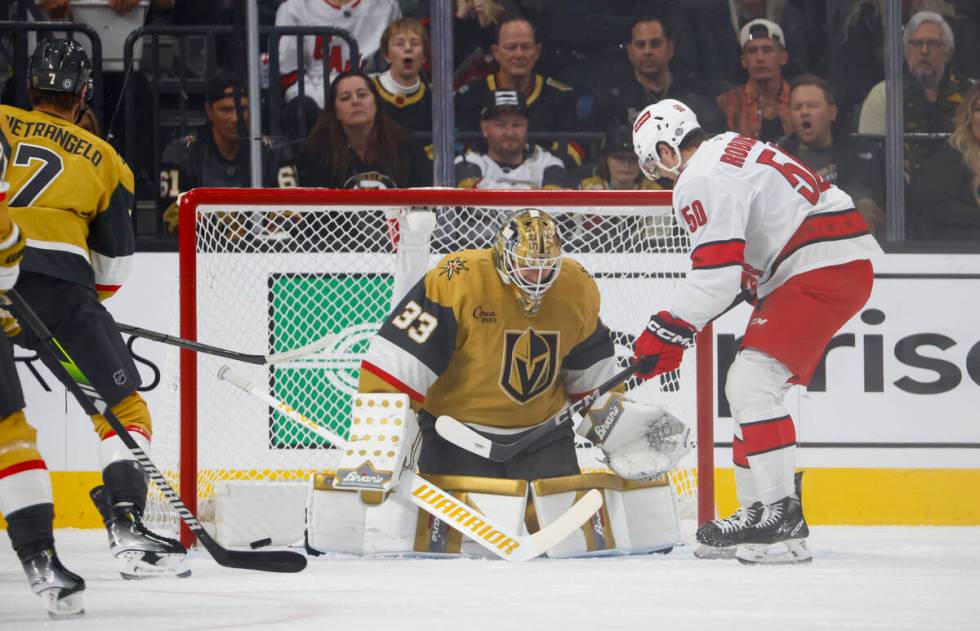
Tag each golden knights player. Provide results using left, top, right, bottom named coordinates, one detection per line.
left=2, top=39, right=188, bottom=579
left=348, top=209, right=689, bottom=556
left=1, top=186, right=86, bottom=619
left=360, top=209, right=615, bottom=479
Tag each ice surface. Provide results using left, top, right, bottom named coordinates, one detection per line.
left=2, top=527, right=978, bottom=631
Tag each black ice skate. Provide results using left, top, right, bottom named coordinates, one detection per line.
left=90, top=485, right=191, bottom=579
left=695, top=501, right=764, bottom=548
left=736, top=494, right=812, bottom=565
left=695, top=471, right=805, bottom=559
left=20, top=547, right=85, bottom=619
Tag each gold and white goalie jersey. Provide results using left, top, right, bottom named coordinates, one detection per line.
left=359, top=248, right=620, bottom=430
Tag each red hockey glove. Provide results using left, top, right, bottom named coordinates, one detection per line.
left=633, top=311, right=696, bottom=380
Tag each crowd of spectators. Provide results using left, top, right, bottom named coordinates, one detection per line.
left=5, top=0, right=980, bottom=245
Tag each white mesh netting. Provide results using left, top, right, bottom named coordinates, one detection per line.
left=145, top=190, right=708, bottom=545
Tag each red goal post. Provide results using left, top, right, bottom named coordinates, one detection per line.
left=150, top=188, right=715, bottom=547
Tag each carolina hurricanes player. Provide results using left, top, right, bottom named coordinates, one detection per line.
left=631, top=99, right=881, bottom=564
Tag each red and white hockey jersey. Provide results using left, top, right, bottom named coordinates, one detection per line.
left=276, top=0, right=401, bottom=107
left=668, top=132, right=883, bottom=330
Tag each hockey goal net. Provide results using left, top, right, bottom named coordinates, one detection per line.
left=146, top=188, right=715, bottom=548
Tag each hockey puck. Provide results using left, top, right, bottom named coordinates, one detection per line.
left=250, top=537, right=272, bottom=549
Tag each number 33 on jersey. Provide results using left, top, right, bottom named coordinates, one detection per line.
left=0, top=105, right=135, bottom=300
left=666, top=131, right=880, bottom=331
left=358, top=249, right=620, bottom=430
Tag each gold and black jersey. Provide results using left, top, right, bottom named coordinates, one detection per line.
left=0, top=105, right=135, bottom=299
left=359, top=248, right=619, bottom=429
left=370, top=74, right=432, bottom=132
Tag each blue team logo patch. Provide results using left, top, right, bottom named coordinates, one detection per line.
left=500, top=328, right=559, bottom=404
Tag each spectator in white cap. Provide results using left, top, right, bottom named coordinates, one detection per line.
left=690, top=0, right=809, bottom=94
left=715, top=18, right=793, bottom=142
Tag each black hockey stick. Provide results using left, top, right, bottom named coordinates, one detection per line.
left=7, top=290, right=307, bottom=574
left=116, top=322, right=334, bottom=365
left=436, top=290, right=753, bottom=462
left=435, top=355, right=659, bottom=463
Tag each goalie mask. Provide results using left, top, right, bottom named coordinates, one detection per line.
left=632, top=99, right=700, bottom=179
left=493, top=208, right=563, bottom=316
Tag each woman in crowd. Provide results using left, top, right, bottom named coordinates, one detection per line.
left=289, top=71, right=430, bottom=250
left=294, top=70, right=431, bottom=189
left=913, top=82, right=980, bottom=240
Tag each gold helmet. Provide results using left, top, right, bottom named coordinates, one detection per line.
left=493, top=208, right=563, bottom=316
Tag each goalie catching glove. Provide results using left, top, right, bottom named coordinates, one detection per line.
left=577, top=391, right=692, bottom=480
left=633, top=311, right=696, bottom=379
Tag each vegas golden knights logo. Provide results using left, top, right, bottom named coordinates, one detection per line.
left=500, top=328, right=559, bottom=404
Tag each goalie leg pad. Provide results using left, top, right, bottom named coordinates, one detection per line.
left=306, top=472, right=528, bottom=557
left=306, top=472, right=418, bottom=555
left=531, top=472, right=680, bottom=558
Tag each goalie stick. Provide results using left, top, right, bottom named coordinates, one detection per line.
left=216, top=365, right=602, bottom=562
left=116, top=323, right=334, bottom=365
left=435, top=356, right=657, bottom=463
left=436, top=291, right=752, bottom=462
left=6, top=290, right=308, bottom=574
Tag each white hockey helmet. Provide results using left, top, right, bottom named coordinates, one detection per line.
left=632, top=99, right=701, bottom=179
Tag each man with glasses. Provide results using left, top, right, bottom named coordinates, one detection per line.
left=858, top=11, right=972, bottom=181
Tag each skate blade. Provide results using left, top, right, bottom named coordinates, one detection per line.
left=693, top=544, right=736, bottom=560
left=40, top=589, right=85, bottom=619
left=736, top=539, right=812, bottom=566
left=117, top=550, right=192, bottom=579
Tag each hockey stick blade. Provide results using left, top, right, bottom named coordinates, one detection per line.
left=7, top=292, right=307, bottom=574
left=435, top=356, right=658, bottom=462
left=434, top=416, right=492, bottom=459
left=217, top=365, right=602, bottom=561
left=205, top=545, right=309, bottom=573
left=117, top=322, right=334, bottom=365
